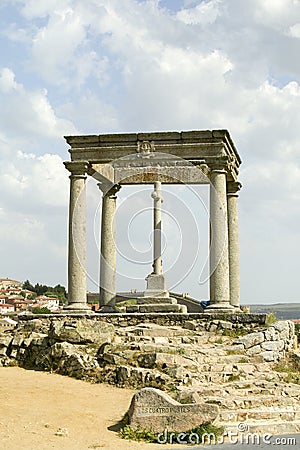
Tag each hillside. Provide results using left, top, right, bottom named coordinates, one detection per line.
left=249, top=303, right=300, bottom=320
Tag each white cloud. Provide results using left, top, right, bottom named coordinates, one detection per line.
left=20, top=0, right=73, bottom=19
left=254, top=0, right=300, bottom=31
left=287, top=22, right=300, bottom=38
left=0, top=68, right=20, bottom=93
left=177, top=0, right=221, bottom=25
left=0, top=67, right=76, bottom=142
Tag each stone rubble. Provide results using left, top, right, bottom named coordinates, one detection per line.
left=0, top=316, right=299, bottom=435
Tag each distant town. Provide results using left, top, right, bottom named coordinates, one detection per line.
left=0, top=277, right=299, bottom=321
left=0, top=277, right=67, bottom=315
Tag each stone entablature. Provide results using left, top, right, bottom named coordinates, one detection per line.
left=65, top=129, right=241, bottom=183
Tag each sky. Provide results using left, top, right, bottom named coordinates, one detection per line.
left=0, top=0, right=300, bottom=304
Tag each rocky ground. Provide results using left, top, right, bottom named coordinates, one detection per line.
left=0, top=316, right=300, bottom=439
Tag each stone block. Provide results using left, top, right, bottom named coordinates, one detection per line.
left=138, top=131, right=181, bottom=141
left=218, top=320, right=233, bottom=330
left=0, top=347, right=8, bottom=356
left=137, top=297, right=177, bottom=305
left=139, top=304, right=184, bottom=313
left=272, top=321, right=290, bottom=334
left=264, top=327, right=279, bottom=341
left=126, top=305, right=139, bottom=313
left=238, top=332, right=265, bottom=349
left=128, top=387, right=219, bottom=433
left=144, top=274, right=167, bottom=297
left=246, top=344, right=263, bottom=356
left=261, top=340, right=285, bottom=351
left=183, top=321, right=197, bottom=331
left=137, top=353, right=157, bottom=368
left=261, top=351, right=280, bottom=362
left=181, top=130, right=213, bottom=140
left=0, top=335, right=13, bottom=347
left=153, top=336, right=169, bottom=345
left=49, top=319, right=115, bottom=344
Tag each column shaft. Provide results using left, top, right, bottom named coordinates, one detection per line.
left=227, top=182, right=241, bottom=308
left=99, top=185, right=120, bottom=311
left=153, top=181, right=162, bottom=275
left=64, top=161, right=89, bottom=311
left=208, top=169, right=232, bottom=310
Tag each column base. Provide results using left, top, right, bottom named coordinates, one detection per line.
left=63, top=303, right=93, bottom=314
left=205, top=302, right=235, bottom=313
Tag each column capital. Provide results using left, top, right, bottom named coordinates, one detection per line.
left=64, top=161, right=90, bottom=177
left=209, top=156, right=230, bottom=174
left=98, top=183, right=121, bottom=198
left=227, top=181, right=242, bottom=195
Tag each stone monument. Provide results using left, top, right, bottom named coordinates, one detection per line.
left=63, top=130, right=242, bottom=313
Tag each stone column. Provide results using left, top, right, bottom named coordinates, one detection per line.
left=152, top=181, right=163, bottom=275
left=98, top=184, right=121, bottom=312
left=145, top=181, right=168, bottom=297
left=227, top=181, right=242, bottom=308
left=64, top=161, right=90, bottom=311
left=207, top=167, right=233, bottom=311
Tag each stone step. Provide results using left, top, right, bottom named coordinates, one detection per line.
left=126, top=303, right=186, bottom=313
left=137, top=297, right=177, bottom=305
left=218, top=406, right=300, bottom=423
left=192, top=381, right=300, bottom=398
left=209, top=395, right=299, bottom=411
left=188, top=370, right=283, bottom=384
left=219, top=420, right=300, bottom=436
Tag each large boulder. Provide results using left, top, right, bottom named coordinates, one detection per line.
left=128, top=387, right=219, bottom=433
left=49, top=318, right=115, bottom=344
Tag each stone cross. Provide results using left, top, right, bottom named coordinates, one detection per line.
left=152, top=181, right=163, bottom=276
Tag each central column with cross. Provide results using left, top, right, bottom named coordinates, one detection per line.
left=144, top=181, right=169, bottom=297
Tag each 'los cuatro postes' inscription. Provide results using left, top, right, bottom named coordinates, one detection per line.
left=137, top=404, right=191, bottom=417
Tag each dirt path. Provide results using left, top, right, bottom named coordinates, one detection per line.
left=0, top=367, right=171, bottom=450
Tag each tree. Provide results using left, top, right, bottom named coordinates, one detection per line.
left=23, top=280, right=34, bottom=291
left=22, top=280, right=67, bottom=303
left=31, top=307, right=51, bottom=314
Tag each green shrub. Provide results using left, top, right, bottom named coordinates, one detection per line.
left=265, top=312, right=277, bottom=326
left=31, top=307, right=52, bottom=314
left=119, top=422, right=224, bottom=444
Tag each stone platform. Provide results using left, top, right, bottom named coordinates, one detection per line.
left=125, top=297, right=187, bottom=314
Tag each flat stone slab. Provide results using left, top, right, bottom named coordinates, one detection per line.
left=137, top=297, right=177, bottom=305
left=127, top=304, right=186, bottom=313
left=128, top=387, right=219, bottom=433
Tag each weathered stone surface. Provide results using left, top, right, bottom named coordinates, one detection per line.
left=264, top=327, right=279, bottom=341
left=218, top=320, right=233, bottom=330
left=49, top=319, right=115, bottom=344
left=128, top=387, right=219, bottom=433
left=0, top=335, right=13, bottom=348
left=261, top=340, right=285, bottom=351
left=261, top=351, right=280, bottom=362
left=127, top=303, right=187, bottom=313
left=137, top=297, right=177, bottom=305
left=238, top=332, right=265, bottom=349
left=1, top=316, right=299, bottom=437
left=272, top=321, right=290, bottom=334
left=246, top=344, right=264, bottom=356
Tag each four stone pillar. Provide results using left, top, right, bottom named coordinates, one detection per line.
left=64, top=161, right=241, bottom=314
left=207, top=167, right=233, bottom=311
left=227, top=181, right=242, bottom=308
left=98, top=184, right=121, bottom=312
left=64, top=161, right=90, bottom=311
